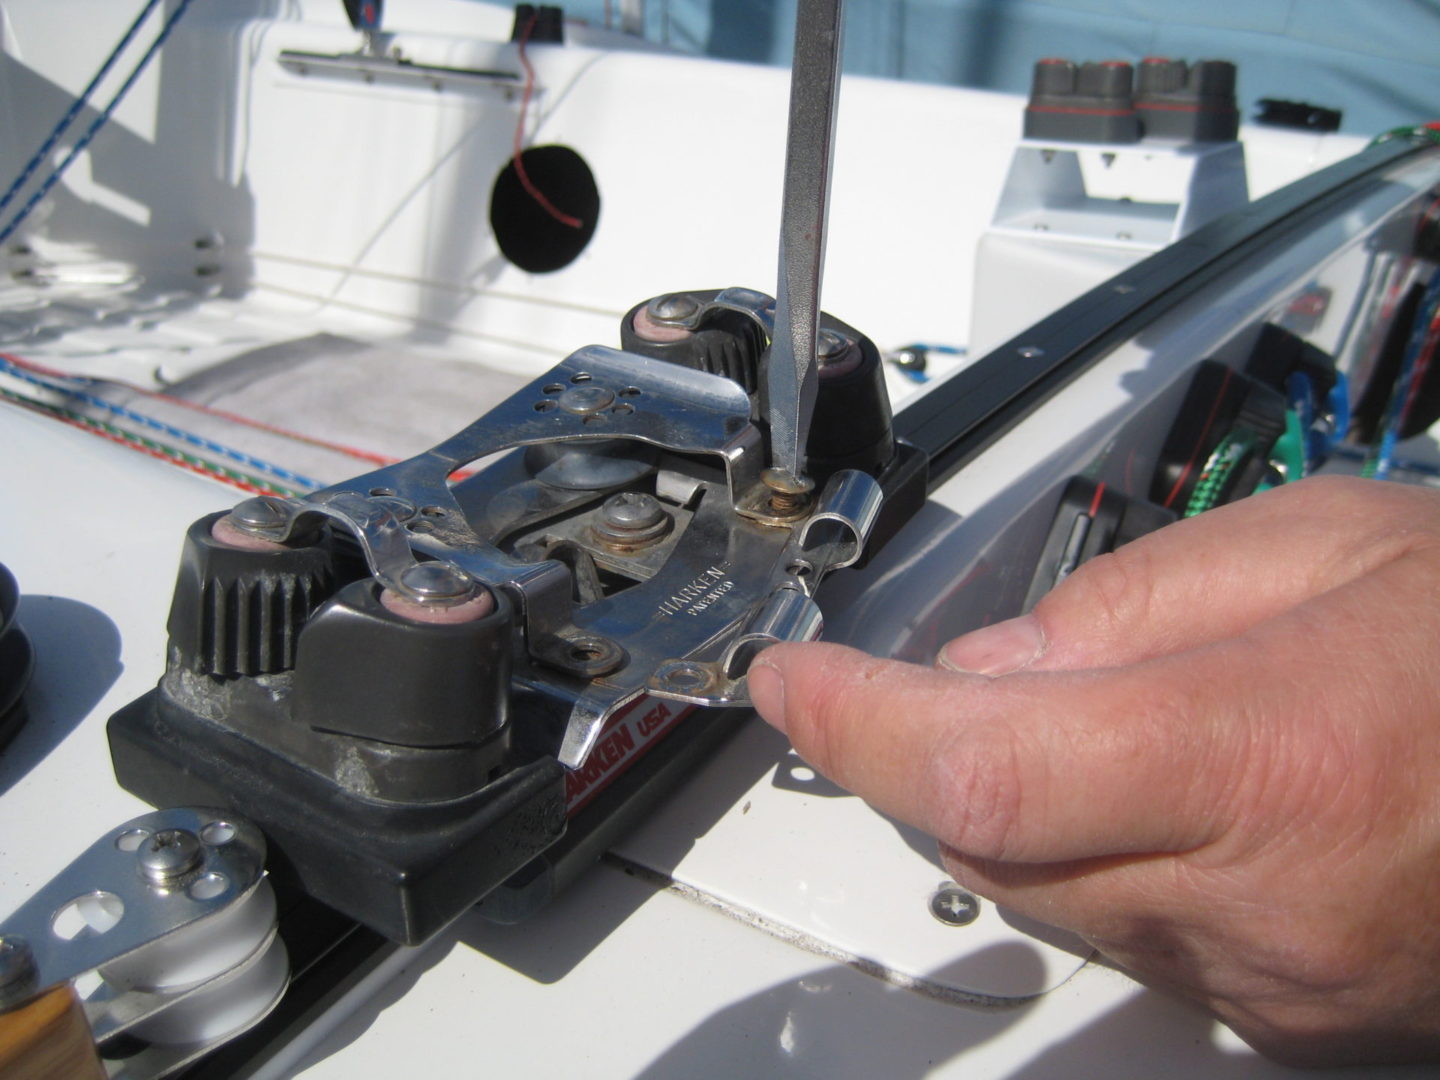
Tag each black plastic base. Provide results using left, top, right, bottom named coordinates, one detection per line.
left=108, top=689, right=567, bottom=946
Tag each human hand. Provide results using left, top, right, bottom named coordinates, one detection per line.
left=747, top=475, right=1440, bottom=1066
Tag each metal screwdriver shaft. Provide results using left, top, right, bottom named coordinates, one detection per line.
left=766, top=0, right=845, bottom=487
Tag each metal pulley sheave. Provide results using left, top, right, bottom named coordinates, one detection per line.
left=0, top=808, right=287, bottom=1078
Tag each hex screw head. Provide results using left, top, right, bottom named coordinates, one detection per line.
left=929, top=883, right=981, bottom=926
left=138, top=829, right=204, bottom=884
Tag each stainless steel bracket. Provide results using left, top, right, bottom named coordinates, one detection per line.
left=221, top=336, right=882, bottom=769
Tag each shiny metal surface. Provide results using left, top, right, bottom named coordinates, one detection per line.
left=767, top=0, right=845, bottom=482
left=1, top=808, right=266, bottom=996
left=0, top=807, right=285, bottom=1074
left=222, top=340, right=883, bottom=770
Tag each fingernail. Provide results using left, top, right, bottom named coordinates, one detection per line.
left=938, top=614, right=1045, bottom=676
left=747, top=659, right=788, bottom=731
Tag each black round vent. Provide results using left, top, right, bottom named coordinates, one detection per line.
left=490, top=145, right=599, bottom=273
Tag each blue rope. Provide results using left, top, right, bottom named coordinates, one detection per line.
left=0, top=0, right=199, bottom=248
left=0, top=356, right=324, bottom=490
left=0, top=0, right=166, bottom=227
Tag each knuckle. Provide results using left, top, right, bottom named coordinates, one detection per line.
left=1047, top=545, right=1156, bottom=637
left=930, top=723, right=1030, bottom=860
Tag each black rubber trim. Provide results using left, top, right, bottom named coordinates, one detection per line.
left=896, top=136, right=1435, bottom=489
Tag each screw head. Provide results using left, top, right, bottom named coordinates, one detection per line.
left=229, top=496, right=291, bottom=535
left=593, top=492, right=672, bottom=549
left=646, top=293, right=700, bottom=323
left=929, top=883, right=981, bottom=926
left=760, top=468, right=815, bottom=497
left=138, top=829, right=203, bottom=884
left=601, top=492, right=665, bottom=531
left=397, top=561, right=476, bottom=602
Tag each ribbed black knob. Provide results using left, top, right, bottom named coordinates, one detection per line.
left=167, top=511, right=339, bottom=677
left=621, top=290, right=767, bottom=395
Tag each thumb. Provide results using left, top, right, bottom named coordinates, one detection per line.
left=749, top=639, right=1244, bottom=863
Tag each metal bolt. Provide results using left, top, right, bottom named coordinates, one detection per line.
left=138, top=829, right=204, bottom=884
left=593, top=492, right=672, bottom=550
left=558, top=385, right=617, bottom=415
left=397, top=561, right=476, bottom=603
left=646, top=293, right=700, bottom=323
left=0, top=936, right=37, bottom=1010
left=601, top=492, right=665, bottom=531
left=761, top=467, right=815, bottom=516
left=228, top=496, right=291, bottom=536
left=929, top=883, right=981, bottom=926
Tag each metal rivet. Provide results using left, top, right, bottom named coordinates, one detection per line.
left=1017, top=345, right=1045, bottom=359
left=558, top=385, right=616, bottom=415
left=929, top=883, right=981, bottom=926
left=657, top=660, right=715, bottom=693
